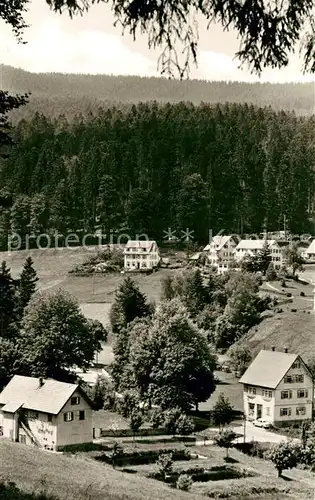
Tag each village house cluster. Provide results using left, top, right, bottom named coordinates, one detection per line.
left=122, top=234, right=315, bottom=275
left=202, top=234, right=315, bottom=275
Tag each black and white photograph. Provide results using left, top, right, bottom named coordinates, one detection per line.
left=0, top=1, right=315, bottom=498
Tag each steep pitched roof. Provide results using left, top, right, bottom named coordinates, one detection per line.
left=0, top=375, right=90, bottom=415
left=305, top=239, right=315, bottom=255
left=204, top=235, right=235, bottom=252
left=124, top=240, right=157, bottom=251
left=239, top=350, right=299, bottom=389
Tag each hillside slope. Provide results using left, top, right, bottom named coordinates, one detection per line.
left=1, top=65, right=314, bottom=121
left=239, top=280, right=315, bottom=361
left=0, top=440, right=201, bottom=500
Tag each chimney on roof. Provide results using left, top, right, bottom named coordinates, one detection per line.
left=39, top=377, right=44, bottom=387
left=285, top=348, right=288, bottom=353
left=272, top=346, right=275, bottom=351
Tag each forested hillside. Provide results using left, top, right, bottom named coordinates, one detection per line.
left=0, top=101, right=314, bottom=250
left=2, top=65, right=315, bottom=121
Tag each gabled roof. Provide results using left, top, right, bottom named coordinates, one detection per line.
left=204, top=235, right=235, bottom=252
left=1, top=401, right=24, bottom=413
left=235, top=239, right=277, bottom=250
left=0, top=375, right=90, bottom=415
left=124, top=240, right=157, bottom=251
left=305, top=239, right=315, bottom=254
left=239, top=350, right=300, bottom=389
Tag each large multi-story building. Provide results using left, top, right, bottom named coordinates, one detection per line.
left=239, top=349, right=314, bottom=426
left=203, top=235, right=238, bottom=274
left=234, top=239, right=286, bottom=270
left=123, top=240, right=160, bottom=270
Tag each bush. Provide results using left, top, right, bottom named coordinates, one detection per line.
left=96, top=447, right=190, bottom=466
left=300, top=291, right=305, bottom=297
left=157, top=452, right=173, bottom=480
left=176, top=474, right=193, bottom=491
left=299, top=444, right=315, bottom=469
left=163, top=407, right=182, bottom=435
left=175, top=414, right=195, bottom=435
left=267, top=440, right=301, bottom=476
left=110, top=442, right=124, bottom=466
left=234, top=441, right=270, bottom=459
left=150, top=409, right=164, bottom=429
left=214, top=429, right=236, bottom=458
left=116, top=390, right=140, bottom=418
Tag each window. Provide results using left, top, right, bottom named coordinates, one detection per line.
left=19, top=435, right=26, bottom=444
left=297, top=389, right=308, bottom=398
left=64, top=411, right=74, bottom=422
left=296, top=407, right=306, bottom=416
left=247, top=387, right=256, bottom=395
left=79, top=410, right=85, bottom=420
left=281, top=390, right=292, bottom=399
left=71, top=396, right=80, bottom=405
left=28, top=411, right=38, bottom=419
left=284, top=375, right=293, bottom=383
left=292, top=361, right=301, bottom=369
left=266, top=407, right=270, bottom=416
left=280, top=408, right=291, bottom=417
left=295, top=374, right=304, bottom=383
left=47, top=414, right=53, bottom=423
left=262, top=390, right=272, bottom=398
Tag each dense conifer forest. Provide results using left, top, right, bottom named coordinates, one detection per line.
left=2, top=65, right=315, bottom=122
left=0, top=99, right=314, bottom=249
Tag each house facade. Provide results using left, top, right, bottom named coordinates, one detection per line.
left=0, top=375, right=93, bottom=451
left=303, top=239, right=315, bottom=261
left=239, top=350, right=314, bottom=426
left=234, top=239, right=285, bottom=270
left=203, top=235, right=238, bottom=274
left=124, top=240, right=160, bottom=270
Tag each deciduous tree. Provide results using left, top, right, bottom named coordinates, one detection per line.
left=228, top=344, right=252, bottom=377
left=284, top=244, right=305, bottom=276
left=17, top=289, right=107, bottom=380
left=214, top=428, right=237, bottom=458
left=128, top=299, right=217, bottom=411
left=268, top=441, right=301, bottom=477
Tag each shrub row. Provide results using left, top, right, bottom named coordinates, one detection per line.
left=100, top=427, right=168, bottom=438
left=96, top=447, right=191, bottom=466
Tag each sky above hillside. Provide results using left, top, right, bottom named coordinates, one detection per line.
left=0, top=0, right=314, bottom=83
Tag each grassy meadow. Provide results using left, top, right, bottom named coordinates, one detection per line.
left=1, top=439, right=314, bottom=500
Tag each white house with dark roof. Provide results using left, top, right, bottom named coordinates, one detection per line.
left=124, top=240, right=160, bottom=270
left=239, top=350, right=314, bottom=426
left=235, top=239, right=285, bottom=270
left=0, top=375, right=93, bottom=450
left=203, top=235, right=238, bottom=274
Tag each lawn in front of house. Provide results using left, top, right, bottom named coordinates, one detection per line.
left=0, top=439, right=200, bottom=500
left=199, top=370, right=243, bottom=414
left=85, top=439, right=314, bottom=499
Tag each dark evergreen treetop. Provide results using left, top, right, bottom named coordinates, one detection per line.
left=0, top=101, right=314, bottom=251
left=18, top=256, right=38, bottom=311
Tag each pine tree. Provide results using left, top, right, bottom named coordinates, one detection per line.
left=0, top=261, right=18, bottom=338
left=256, top=241, right=272, bottom=275
left=110, top=277, right=151, bottom=333
left=18, top=256, right=38, bottom=312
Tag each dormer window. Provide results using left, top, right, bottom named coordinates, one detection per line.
left=71, top=396, right=80, bottom=405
